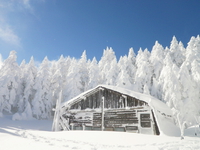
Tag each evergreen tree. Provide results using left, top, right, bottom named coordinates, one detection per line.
left=159, top=53, right=181, bottom=108
left=51, top=65, right=62, bottom=107
left=127, top=48, right=137, bottom=89
left=150, top=41, right=164, bottom=79
left=169, top=36, right=185, bottom=67
left=88, top=57, right=99, bottom=89
left=0, top=51, right=20, bottom=116
left=51, top=55, right=71, bottom=105
left=99, top=47, right=118, bottom=84
left=190, top=59, right=200, bottom=123
left=134, top=48, right=152, bottom=93
left=149, top=41, right=164, bottom=99
left=185, top=35, right=200, bottom=70
left=16, top=60, right=27, bottom=114
left=117, top=56, right=132, bottom=89
left=178, top=61, right=197, bottom=125
left=105, top=57, right=119, bottom=86
left=78, top=51, right=89, bottom=91
left=13, top=57, right=38, bottom=120
left=32, top=57, right=52, bottom=119
left=65, top=58, right=82, bottom=101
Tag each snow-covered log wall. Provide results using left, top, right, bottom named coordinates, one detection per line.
left=55, top=85, right=177, bottom=135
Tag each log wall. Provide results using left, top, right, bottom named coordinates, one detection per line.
left=60, top=87, right=156, bottom=134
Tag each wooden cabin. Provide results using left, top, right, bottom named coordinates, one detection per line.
left=53, top=85, right=177, bottom=135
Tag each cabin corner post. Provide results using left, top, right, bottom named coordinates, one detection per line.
left=100, top=88, right=105, bottom=131
left=52, top=90, right=63, bottom=131
left=101, top=96, right=105, bottom=131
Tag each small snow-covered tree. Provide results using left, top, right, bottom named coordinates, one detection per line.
left=15, top=60, right=27, bottom=114
left=149, top=41, right=164, bottom=99
left=99, top=47, right=118, bottom=85
left=117, top=56, right=132, bottom=89
left=65, top=58, right=82, bottom=101
left=105, top=57, right=119, bottom=86
left=191, top=59, right=200, bottom=124
left=78, top=50, right=89, bottom=91
left=13, top=57, right=38, bottom=120
left=150, top=41, right=164, bottom=79
left=51, top=56, right=71, bottom=105
left=88, top=57, right=100, bottom=89
left=185, top=35, right=200, bottom=70
left=134, top=48, right=152, bottom=93
left=0, top=51, right=20, bottom=115
left=51, top=66, right=62, bottom=107
left=32, top=57, right=52, bottom=119
left=159, top=53, right=181, bottom=107
left=169, top=36, right=185, bottom=67
left=151, top=78, right=161, bottom=99
left=126, top=48, right=137, bottom=89
left=176, top=61, right=197, bottom=138
left=158, top=53, right=192, bottom=138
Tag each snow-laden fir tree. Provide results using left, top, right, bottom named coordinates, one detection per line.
left=13, top=57, right=38, bottom=120
left=169, top=36, right=185, bottom=67
left=106, top=56, right=119, bottom=86
left=32, top=57, right=52, bottom=119
left=134, top=48, right=152, bottom=93
left=99, top=47, right=118, bottom=85
left=15, top=60, right=26, bottom=114
left=117, top=56, right=132, bottom=89
left=78, top=51, right=89, bottom=92
left=126, top=48, right=137, bottom=90
left=0, top=51, right=20, bottom=116
left=159, top=53, right=181, bottom=107
left=88, top=57, right=100, bottom=89
left=174, top=61, right=196, bottom=138
left=149, top=41, right=164, bottom=99
left=65, top=58, right=82, bottom=101
left=51, top=55, right=71, bottom=105
left=51, top=65, right=62, bottom=107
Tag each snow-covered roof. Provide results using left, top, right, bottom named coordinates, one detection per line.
left=62, top=85, right=180, bottom=136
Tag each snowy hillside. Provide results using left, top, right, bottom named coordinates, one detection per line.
left=0, top=35, right=200, bottom=131
left=1, top=115, right=200, bottom=150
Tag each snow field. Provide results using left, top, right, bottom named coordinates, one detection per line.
left=1, top=116, right=200, bottom=150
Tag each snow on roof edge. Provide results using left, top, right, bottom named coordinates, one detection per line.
left=62, top=84, right=171, bottom=115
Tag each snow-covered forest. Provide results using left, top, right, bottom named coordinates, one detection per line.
left=0, top=35, right=200, bottom=128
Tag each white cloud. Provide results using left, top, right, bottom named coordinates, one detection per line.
left=0, top=0, right=29, bottom=47
left=22, top=0, right=30, bottom=6
left=0, top=0, right=45, bottom=47
left=21, top=0, right=45, bottom=13
left=0, top=12, right=21, bottom=46
left=21, top=0, right=34, bottom=13
left=0, top=25, right=21, bottom=46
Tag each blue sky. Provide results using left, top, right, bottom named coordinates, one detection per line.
left=0, top=0, right=200, bottom=63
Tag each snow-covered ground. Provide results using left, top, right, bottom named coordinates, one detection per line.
left=1, top=115, right=200, bottom=150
